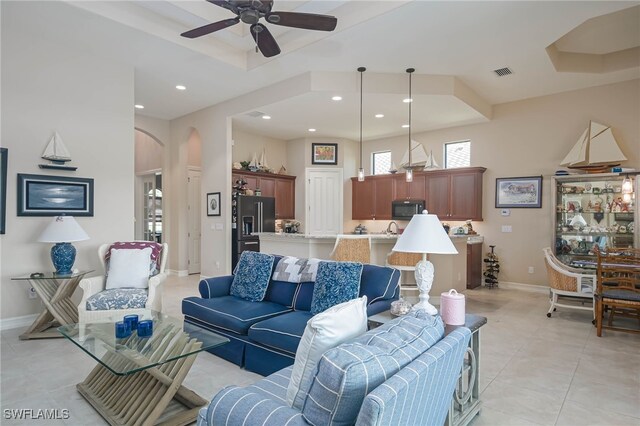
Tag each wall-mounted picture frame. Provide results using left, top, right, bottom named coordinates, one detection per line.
left=0, top=148, right=7, bottom=234
left=207, top=192, right=221, bottom=216
left=495, top=175, right=543, bottom=208
left=17, top=173, right=94, bottom=216
left=311, top=143, right=338, bottom=165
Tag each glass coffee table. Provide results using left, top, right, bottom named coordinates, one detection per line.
left=58, top=311, right=228, bottom=426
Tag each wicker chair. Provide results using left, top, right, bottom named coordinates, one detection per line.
left=386, top=251, right=423, bottom=294
left=595, top=247, right=640, bottom=336
left=542, top=247, right=595, bottom=318
left=330, top=235, right=371, bottom=263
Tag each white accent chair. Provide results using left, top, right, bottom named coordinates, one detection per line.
left=78, top=242, right=168, bottom=324
left=330, top=235, right=371, bottom=264
left=542, top=247, right=595, bottom=318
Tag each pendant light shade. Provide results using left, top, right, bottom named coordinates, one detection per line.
left=621, top=175, right=633, bottom=194
left=405, top=68, right=415, bottom=182
left=357, top=67, right=366, bottom=182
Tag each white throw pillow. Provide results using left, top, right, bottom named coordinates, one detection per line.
left=105, top=248, right=152, bottom=290
left=286, top=296, right=368, bottom=410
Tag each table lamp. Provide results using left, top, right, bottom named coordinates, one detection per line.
left=38, top=216, right=89, bottom=275
left=392, top=210, right=458, bottom=315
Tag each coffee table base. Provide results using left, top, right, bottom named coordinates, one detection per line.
left=77, top=351, right=207, bottom=426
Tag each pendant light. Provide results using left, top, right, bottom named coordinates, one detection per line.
left=622, top=174, right=633, bottom=203
left=357, top=67, right=366, bottom=182
left=405, top=68, right=415, bottom=183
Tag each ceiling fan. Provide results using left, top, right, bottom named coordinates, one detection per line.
left=181, top=0, right=338, bottom=58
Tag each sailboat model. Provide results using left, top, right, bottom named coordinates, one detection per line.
left=560, top=121, right=627, bottom=173
left=248, top=152, right=259, bottom=171
left=39, top=132, right=77, bottom=171
left=400, top=140, right=429, bottom=169
left=259, top=148, right=270, bottom=172
left=423, top=150, right=440, bottom=170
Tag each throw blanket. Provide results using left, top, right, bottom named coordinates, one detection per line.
left=272, top=256, right=321, bottom=283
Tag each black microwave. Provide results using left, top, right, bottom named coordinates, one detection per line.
left=392, top=200, right=425, bottom=220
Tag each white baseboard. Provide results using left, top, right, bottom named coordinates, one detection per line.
left=0, top=314, right=38, bottom=331
left=167, top=269, right=189, bottom=277
left=497, top=281, right=548, bottom=294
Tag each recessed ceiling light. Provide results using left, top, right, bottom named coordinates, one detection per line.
left=176, top=85, right=186, bottom=90
left=401, top=124, right=410, bottom=128
left=262, top=115, right=271, bottom=120
left=308, top=128, right=316, bottom=132
left=331, top=96, right=342, bottom=101
left=134, top=104, right=144, bottom=109
left=375, top=114, right=384, bottom=118
left=403, top=98, right=413, bottom=103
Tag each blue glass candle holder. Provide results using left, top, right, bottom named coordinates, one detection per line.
left=123, top=314, right=139, bottom=331
left=137, top=320, right=153, bottom=338
left=115, top=321, right=131, bottom=339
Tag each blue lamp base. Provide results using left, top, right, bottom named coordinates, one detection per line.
left=51, top=243, right=76, bottom=275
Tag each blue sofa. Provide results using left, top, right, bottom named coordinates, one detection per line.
left=182, top=256, right=400, bottom=376
left=197, top=311, right=471, bottom=426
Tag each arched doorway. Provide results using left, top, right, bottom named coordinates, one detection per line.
left=134, top=128, right=164, bottom=242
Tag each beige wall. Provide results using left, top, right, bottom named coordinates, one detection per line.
left=188, top=129, right=202, bottom=168
left=135, top=130, right=163, bottom=174
left=361, top=79, right=640, bottom=286
left=1, top=11, right=135, bottom=319
left=232, top=128, right=288, bottom=171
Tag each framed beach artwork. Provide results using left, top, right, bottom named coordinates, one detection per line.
left=311, top=143, right=338, bottom=165
left=17, top=174, right=94, bottom=216
left=495, top=176, right=543, bottom=208
left=207, top=192, right=221, bottom=216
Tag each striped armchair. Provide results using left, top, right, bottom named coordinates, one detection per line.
left=198, top=312, right=471, bottom=426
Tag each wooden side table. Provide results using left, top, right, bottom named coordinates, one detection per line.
left=12, top=270, right=92, bottom=340
left=367, top=311, right=487, bottom=426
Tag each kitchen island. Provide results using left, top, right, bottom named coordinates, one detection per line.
left=257, top=233, right=482, bottom=300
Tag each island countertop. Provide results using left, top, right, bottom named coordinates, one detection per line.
left=255, top=232, right=480, bottom=242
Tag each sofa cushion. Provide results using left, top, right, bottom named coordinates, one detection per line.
left=105, top=248, right=152, bottom=290
left=106, top=241, right=164, bottom=277
left=231, top=252, right=275, bottom=302
left=182, top=295, right=291, bottom=335
left=292, top=282, right=314, bottom=311
left=359, top=264, right=400, bottom=303
left=248, top=310, right=312, bottom=355
left=287, top=297, right=368, bottom=411
left=310, top=261, right=363, bottom=315
left=86, top=288, right=147, bottom=311
left=302, top=311, right=444, bottom=426
left=263, top=280, right=298, bottom=307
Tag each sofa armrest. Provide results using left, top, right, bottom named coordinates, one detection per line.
left=78, top=276, right=106, bottom=310
left=203, top=386, right=309, bottom=426
left=199, top=275, right=233, bottom=298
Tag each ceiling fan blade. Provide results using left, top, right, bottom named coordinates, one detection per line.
left=206, top=0, right=238, bottom=14
left=251, top=23, right=281, bottom=58
left=181, top=17, right=240, bottom=38
left=265, top=11, right=337, bottom=31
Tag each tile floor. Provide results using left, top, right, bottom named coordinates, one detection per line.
left=1, top=275, right=638, bottom=425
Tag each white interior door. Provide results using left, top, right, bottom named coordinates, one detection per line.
left=188, top=169, right=201, bottom=274
left=306, top=168, right=343, bottom=235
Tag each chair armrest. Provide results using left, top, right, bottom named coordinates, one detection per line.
left=203, top=386, right=308, bottom=426
left=78, top=276, right=106, bottom=309
left=199, top=276, right=233, bottom=298
left=146, top=272, right=167, bottom=311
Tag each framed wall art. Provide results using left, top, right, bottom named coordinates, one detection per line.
left=495, top=175, right=542, bottom=208
left=311, top=143, right=338, bottom=165
left=207, top=192, right=221, bottom=216
left=0, top=148, right=7, bottom=233
left=17, top=174, right=94, bottom=216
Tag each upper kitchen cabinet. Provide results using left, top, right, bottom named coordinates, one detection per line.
left=394, top=174, right=426, bottom=201
left=426, top=167, right=486, bottom=220
left=232, top=171, right=296, bottom=219
left=351, top=177, right=394, bottom=220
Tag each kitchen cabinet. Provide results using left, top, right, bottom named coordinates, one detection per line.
left=232, top=171, right=296, bottom=219
left=553, top=173, right=637, bottom=267
left=352, top=167, right=485, bottom=221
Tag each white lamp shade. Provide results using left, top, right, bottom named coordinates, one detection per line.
left=393, top=210, right=458, bottom=254
left=38, top=216, right=89, bottom=243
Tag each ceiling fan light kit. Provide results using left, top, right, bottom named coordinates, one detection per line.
left=181, top=0, right=338, bottom=58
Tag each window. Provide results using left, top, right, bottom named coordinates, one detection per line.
left=372, top=151, right=392, bottom=175
left=445, top=140, right=470, bottom=168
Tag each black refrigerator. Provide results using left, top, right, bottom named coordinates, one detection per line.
left=232, top=195, right=276, bottom=269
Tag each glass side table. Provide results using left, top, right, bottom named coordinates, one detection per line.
left=58, top=311, right=229, bottom=426
left=11, top=270, right=93, bottom=340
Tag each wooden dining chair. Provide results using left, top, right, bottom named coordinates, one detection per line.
left=595, top=247, right=640, bottom=336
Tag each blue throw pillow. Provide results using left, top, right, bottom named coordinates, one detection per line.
left=230, top=251, right=275, bottom=302
left=310, top=261, right=363, bottom=315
